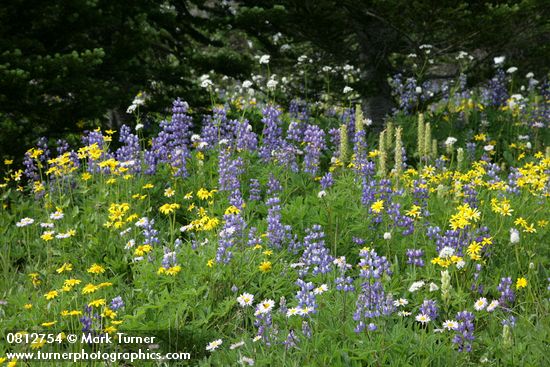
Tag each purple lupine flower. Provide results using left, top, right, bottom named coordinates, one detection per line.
left=419, top=299, right=439, bottom=320
left=302, top=124, right=326, bottom=176
left=259, top=105, right=285, bottom=162
left=218, top=148, right=244, bottom=192
left=353, top=248, right=394, bottom=333
left=116, top=125, right=141, bottom=173
left=497, top=277, right=515, bottom=310
left=302, top=320, right=312, bottom=339
left=235, top=119, right=258, bottom=151
left=294, top=279, right=318, bottom=315
left=110, top=296, right=125, bottom=310
left=56, top=139, right=70, bottom=155
left=320, top=172, right=334, bottom=190
left=471, top=263, right=484, bottom=294
left=453, top=311, right=475, bottom=352
left=216, top=210, right=245, bottom=264
left=406, top=249, right=425, bottom=267
left=299, top=225, right=333, bottom=276
left=145, top=99, right=192, bottom=176
left=248, top=179, right=261, bottom=201
left=283, top=329, right=299, bottom=349
left=266, top=196, right=285, bottom=248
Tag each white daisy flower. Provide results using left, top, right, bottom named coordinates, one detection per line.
left=415, top=314, right=431, bottom=324
left=230, top=341, right=245, bottom=350
left=486, top=300, right=499, bottom=312
left=398, top=311, right=412, bottom=317
left=237, top=293, right=254, bottom=307
left=256, top=299, right=275, bottom=314
left=16, top=217, right=35, bottom=227
left=442, top=320, right=459, bottom=330
left=393, top=298, right=409, bottom=307
left=474, top=297, right=488, bottom=311
left=286, top=307, right=300, bottom=317
left=313, top=284, right=328, bottom=295
left=206, top=339, right=222, bottom=351
left=50, top=211, right=64, bottom=220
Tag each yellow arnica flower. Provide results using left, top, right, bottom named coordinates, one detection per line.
left=24, top=304, right=32, bottom=310
left=64, top=278, right=81, bottom=287
left=370, top=200, right=384, bottom=214
left=88, top=299, right=106, bottom=308
left=134, top=245, right=153, bottom=256
left=82, top=283, right=99, bottom=294
left=56, top=263, right=73, bottom=273
left=41, top=321, right=57, bottom=327
left=104, top=326, right=117, bottom=334
left=87, top=264, right=105, bottom=274
left=159, top=203, right=180, bottom=215
left=158, top=265, right=182, bottom=276
left=44, top=290, right=58, bottom=300
left=516, top=277, right=527, bottom=289
left=259, top=261, right=272, bottom=273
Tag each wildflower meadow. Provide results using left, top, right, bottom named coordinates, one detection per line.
left=1, top=32, right=550, bottom=367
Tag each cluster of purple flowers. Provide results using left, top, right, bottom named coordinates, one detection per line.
left=353, top=248, right=394, bottom=333
left=452, top=311, right=475, bottom=352
left=497, top=277, right=516, bottom=310
left=302, top=124, right=326, bottom=176
left=116, top=125, right=141, bottom=173
left=419, top=299, right=438, bottom=319
left=218, top=148, right=244, bottom=192
left=406, top=249, right=425, bottom=267
left=299, top=225, right=333, bottom=276
left=216, top=211, right=245, bottom=264
left=145, top=99, right=192, bottom=176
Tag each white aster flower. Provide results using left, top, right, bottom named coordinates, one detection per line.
left=230, top=341, right=245, bottom=350
left=415, top=314, right=431, bottom=324
left=398, top=311, right=412, bottom=317
left=393, top=298, right=409, bottom=307
left=313, top=284, right=328, bottom=295
left=474, top=297, right=488, bottom=311
left=483, top=145, right=494, bottom=152
left=487, top=300, right=499, bottom=312
left=50, top=211, right=64, bottom=220
left=259, top=55, right=270, bottom=64
left=237, top=293, right=254, bottom=307
left=206, top=339, right=222, bottom=351
left=255, top=299, right=275, bottom=314
left=383, top=232, right=392, bottom=240
left=16, top=217, right=35, bottom=227
left=317, top=190, right=327, bottom=199
left=442, top=320, right=459, bottom=330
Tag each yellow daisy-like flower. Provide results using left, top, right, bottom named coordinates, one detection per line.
left=224, top=205, right=241, bottom=215
left=31, top=338, right=46, bottom=349
left=370, top=200, right=384, bottom=214
left=41, top=231, right=55, bottom=241
left=134, top=245, right=153, bottom=256
left=164, top=187, right=175, bottom=197
left=41, top=321, right=57, bottom=327
left=64, top=278, right=81, bottom=287
left=56, top=263, right=73, bottom=273
left=102, top=308, right=117, bottom=319
left=207, top=259, right=215, bottom=268
left=159, top=203, right=180, bottom=215
left=87, top=264, right=105, bottom=274
left=142, top=183, right=154, bottom=189
left=88, top=299, right=106, bottom=308
left=104, top=326, right=117, bottom=334
left=44, top=290, right=58, bottom=300
left=24, top=304, right=32, bottom=310
left=516, top=277, right=527, bottom=289
left=259, top=261, right=272, bottom=273
left=82, top=283, right=99, bottom=294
